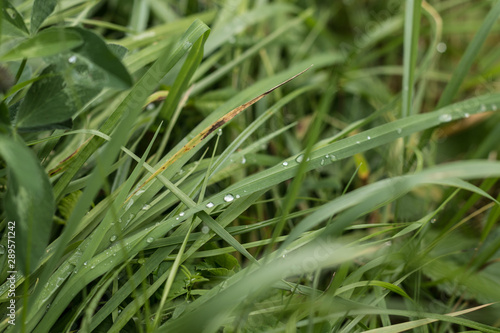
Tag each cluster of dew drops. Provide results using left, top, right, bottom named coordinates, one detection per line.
left=440, top=103, right=497, bottom=124
left=204, top=193, right=241, bottom=209
left=125, top=101, right=500, bottom=243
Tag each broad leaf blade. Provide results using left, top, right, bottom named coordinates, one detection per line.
left=30, top=0, right=57, bottom=33
left=68, top=27, right=133, bottom=90
left=2, top=0, right=29, bottom=36
left=0, top=135, right=54, bottom=274
left=12, top=65, right=99, bottom=131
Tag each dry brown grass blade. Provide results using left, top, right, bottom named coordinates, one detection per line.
left=126, top=65, right=312, bottom=202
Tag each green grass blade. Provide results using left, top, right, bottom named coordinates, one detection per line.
left=437, top=1, right=500, bottom=108
left=401, top=0, right=422, bottom=117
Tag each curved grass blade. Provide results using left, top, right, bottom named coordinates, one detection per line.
left=0, top=135, right=54, bottom=275
left=363, top=303, right=497, bottom=333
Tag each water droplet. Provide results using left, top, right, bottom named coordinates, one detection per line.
left=176, top=217, right=179, bottom=220
left=431, top=218, right=436, bottom=224
left=146, top=237, right=154, bottom=243
left=6, top=8, right=16, bottom=19
left=0, top=245, right=5, bottom=255
left=384, top=241, right=392, bottom=247
left=142, top=204, right=151, bottom=211
left=480, top=104, right=487, bottom=112
left=241, top=156, right=246, bottom=164
left=110, top=235, right=117, bottom=242
left=118, top=218, right=122, bottom=223
left=206, top=202, right=214, bottom=208
left=135, top=190, right=145, bottom=196
left=320, top=159, right=325, bottom=166
left=217, top=128, right=222, bottom=136
left=367, top=136, right=371, bottom=140
left=125, top=199, right=134, bottom=210
left=146, top=103, right=155, bottom=111
left=83, top=262, right=88, bottom=266
left=178, top=169, right=184, bottom=175
left=397, top=128, right=402, bottom=134
left=464, top=113, right=470, bottom=118
left=91, top=264, right=95, bottom=269
left=68, top=55, right=77, bottom=63
left=201, top=226, right=210, bottom=234
left=282, top=161, right=288, bottom=166
left=436, top=42, right=447, bottom=53
left=235, top=194, right=240, bottom=199
left=330, top=155, right=337, bottom=160
left=224, top=194, right=235, bottom=202
left=179, top=212, right=185, bottom=217
left=325, top=154, right=329, bottom=158
left=184, top=41, right=193, bottom=49
left=492, top=105, right=497, bottom=111
left=439, top=114, right=452, bottom=123
left=356, top=141, right=360, bottom=144
left=295, top=154, right=304, bottom=163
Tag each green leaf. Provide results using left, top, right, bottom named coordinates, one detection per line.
left=67, top=27, right=133, bottom=90
left=1, top=27, right=83, bottom=61
left=30, top=0, right=57, bottom=33
left=107, top=43, right=129, bottom=60
left=1, top=0, right=29, bottom=36
left=0, top=135, right=54, bottom=274
left=12, top=64, right=99, bottom=131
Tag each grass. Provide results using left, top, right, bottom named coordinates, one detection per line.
left=0, top=0, right=500, bottom=332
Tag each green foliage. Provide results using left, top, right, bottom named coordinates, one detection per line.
left=0, top=135, right=54, bottom=274
left=0, top=0, right=500, bottom=332
left=1, top=27, right=83, bottom=61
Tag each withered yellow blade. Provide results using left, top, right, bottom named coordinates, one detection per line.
left=126, top=65, right=312, bottom=202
